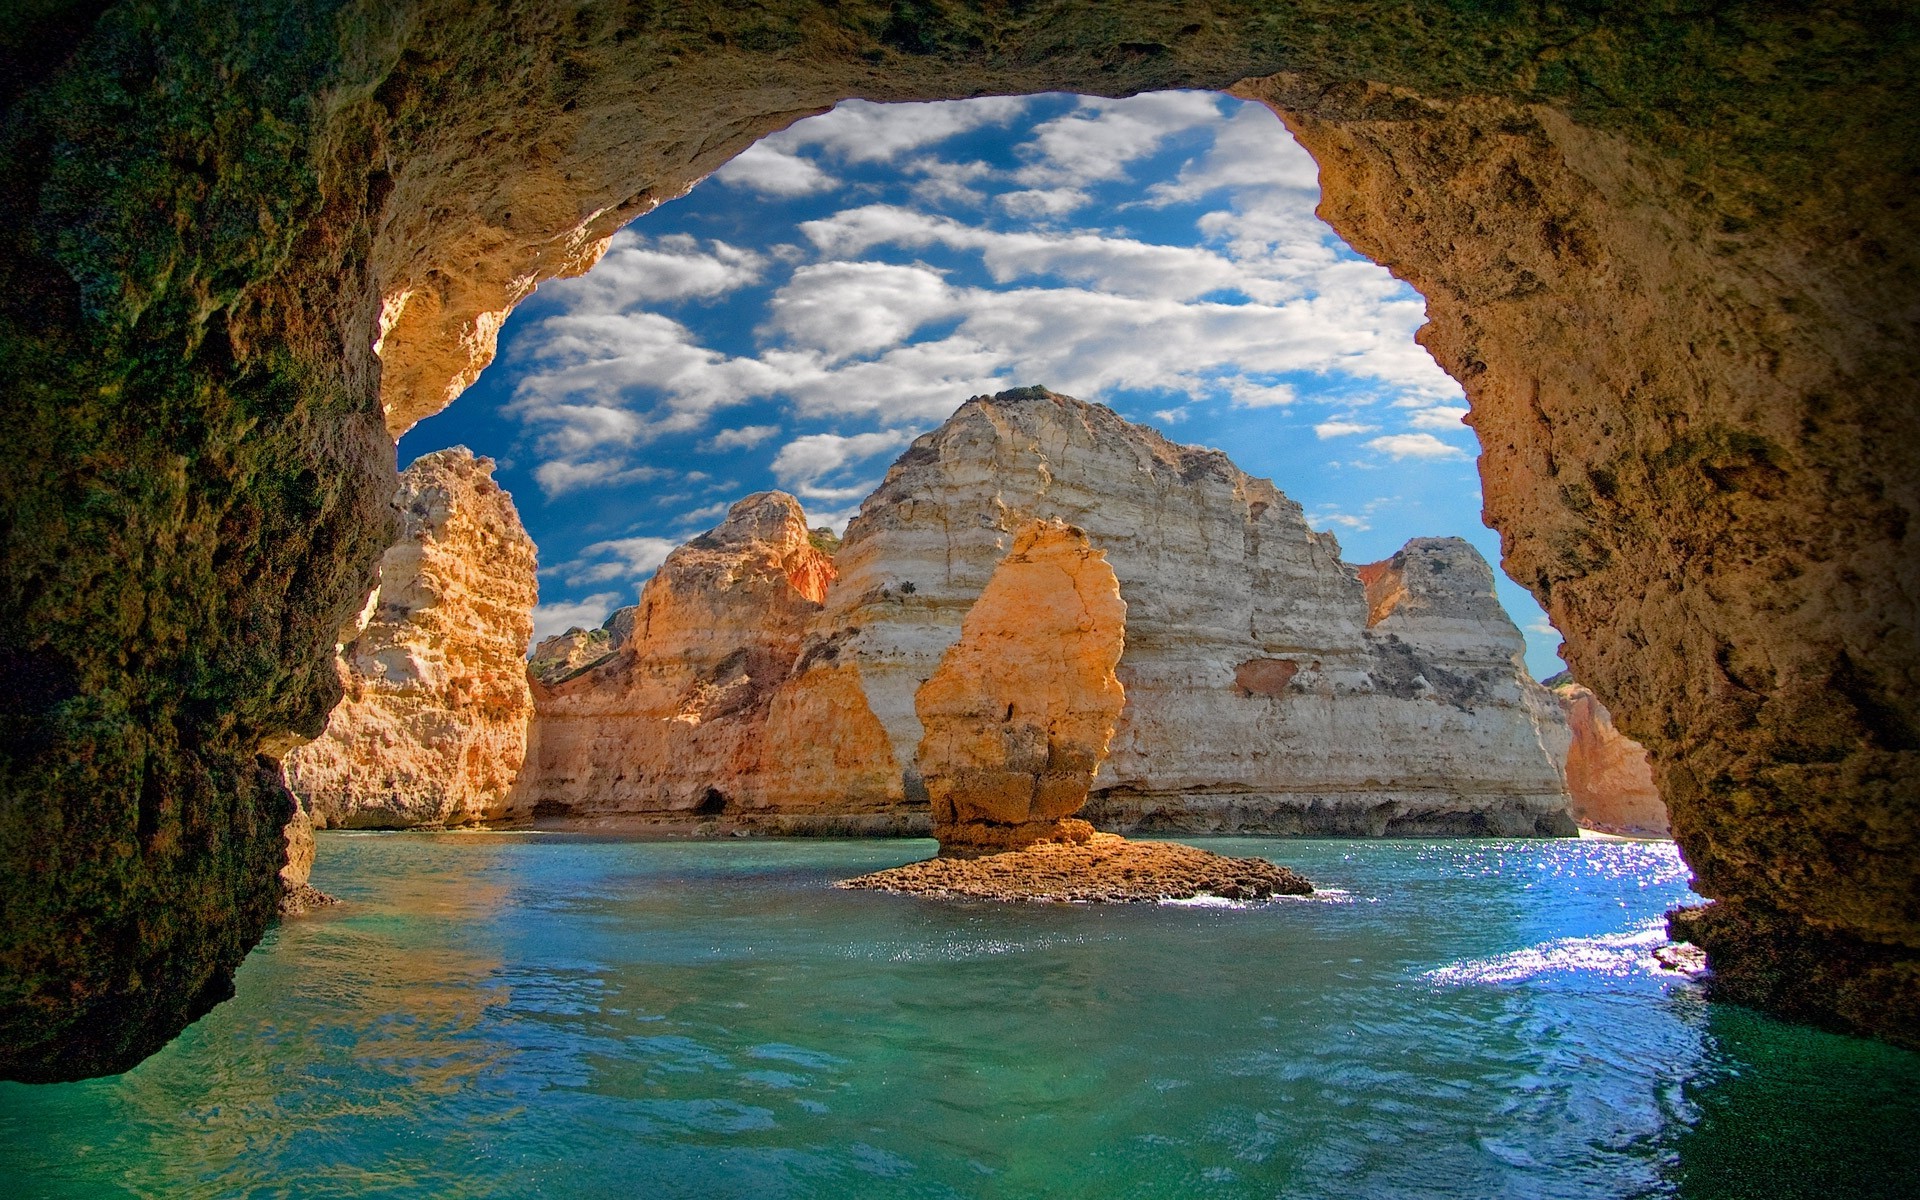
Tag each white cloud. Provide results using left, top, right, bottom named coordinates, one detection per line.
left=551, top=535, right=679, bottom=588
left=1310, top=510, right=1372, bottom=532
left=673, top=500, right=732, bottom=526
left=907, top=158, right=995, bottom=206
left=532, top=458, right=671, bottom=497
left=801, top=205, right=1250, bottom=301
left=768, top=97, right=1030, bottom=164
left=1012, top=92, right=1225, bottom=192
left=715, top=141, right=837, bottom=196
left=530, top=592, right=622, bottom=646
left=540, top=232, right=764, bottom=313
left=1225, top=380, right=1296, bottom=408
left=771, top=430, right=915, bottom=499
left=997, top=188, right=1090, bottom=219
left=763, top=261, right=959, bottom=361
left=1368, top=433, right=1469, bottom=460
left=1148, top=102, right=1321, bottom=205
left=704, top=424, right=781, bottom=451
left=1407, top=405, right=1470, bottom=430
left=1315, top=420, right=1380, bottom=439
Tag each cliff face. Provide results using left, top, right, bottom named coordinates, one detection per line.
left=914, top=520, right=1127, bottom=850
left=811, top=389, right=1572, bottom=836
left=527, top=390, right=1569, bottom=838
left=1552, top=681, right=1669, bottom=836
left=512, top=492, right=872, bottom=824
left=283, top=449, right=537, bottom=829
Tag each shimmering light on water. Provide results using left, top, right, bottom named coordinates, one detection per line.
left=3, top=835, right=1916, bottom=1198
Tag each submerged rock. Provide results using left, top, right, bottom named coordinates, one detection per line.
left=839, top=833, right=1312, bottom=903
left=914, top=520, right=1127, bottom=851
left=282, top=448, right=537, bottom=829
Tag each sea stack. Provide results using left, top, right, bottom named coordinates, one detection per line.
left=282, top=448, right=538, bottom=829
left=1549, top=679, right=1669, bottom=836
left=913, top=520, right=1127, bottom=852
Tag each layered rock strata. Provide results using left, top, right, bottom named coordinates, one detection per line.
left=1549, top=679, right=1669, bottom=837
left=4, top=2, right=1913, bottom=1078
left=805, top=389, right=1573, bottom=837
left=913, top=520, right=1127, bottom=850
left=283, top=449, right=537, bottom=829
left=513, top=492, right=915, bottom=830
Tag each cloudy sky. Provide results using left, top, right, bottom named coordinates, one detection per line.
left=397, top=91, right=1565, bottom=677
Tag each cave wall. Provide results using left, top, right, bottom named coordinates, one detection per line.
left=0, top=1, right=1913, bottom=1079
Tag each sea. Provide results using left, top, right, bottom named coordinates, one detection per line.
left=2, top=833, right=1915, bottom=1198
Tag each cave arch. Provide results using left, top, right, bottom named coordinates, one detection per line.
left=1, top=2, right=1914, bottom=1081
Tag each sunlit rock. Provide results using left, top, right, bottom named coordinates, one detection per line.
left=1549, top=678, right=1669, bottom=837
left=821, top=388, right=1574, bottom=837
left=512, top=492, right=885, bottom=826
left=283, top=449, right=537, bottom=829
left=913, top=519, right=1127, bottom=851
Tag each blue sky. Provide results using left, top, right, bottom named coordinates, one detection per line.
left=398, top=91, right=1566, bottom=678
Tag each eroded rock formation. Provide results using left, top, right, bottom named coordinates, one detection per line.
left=513, top=492, right=893, bottom=826
left=3, top=2, right=1914, bottom=1078
left=528, top=626, right=615, bottom=686
left=283, top=448, right=537, bottom=828
left=1550, top=679, right=1669, bottom=837
left=816, top=390, right=1573, bottom=837
left=913, top=519, right=1127, bottom=851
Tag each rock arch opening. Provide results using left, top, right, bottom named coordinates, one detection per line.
left=312, top=93, right=1586, bottom=848
left=2, top=5, right=1913, bottom=1081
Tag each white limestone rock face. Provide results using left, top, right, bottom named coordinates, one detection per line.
left=814, top=387, right=1574, bottom=836
left=283, top=448, right=538, bottom=828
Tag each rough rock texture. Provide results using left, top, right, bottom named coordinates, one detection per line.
left=821, top=390, right=1573, bottom=837
left=840, top=832, right=1312, bottom=903
left=513, top=492, right=859, bottom=824
left=913, top=519, right=1127, bottom=850
left=528, top=626, right=615, bottom=686
left=279, top=449, right=536, bottom=829
left=275, top=801, right=336, bottom=917
left=1551, top=679, right=1669, bottom=836
left=3, top=3, right=1914, bottom=1078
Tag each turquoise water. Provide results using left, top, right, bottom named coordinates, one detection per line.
left=3, top=835, right=1916, bottom=1199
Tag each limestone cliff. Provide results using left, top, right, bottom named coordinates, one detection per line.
left=914, top=520, right=1127, bottom=850
left=1550, top=680, right=1669, bottom=837
left=512, top=492, right=885, bottom=825
left=805, top=389, right=1573, bottom=836
left=283, top=449, right=537, bottom=828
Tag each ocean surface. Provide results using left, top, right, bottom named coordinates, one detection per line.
left=3, top=834, right=1916, bottom=1199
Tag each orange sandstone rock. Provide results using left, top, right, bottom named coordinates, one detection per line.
left=913, top=520, right=1127, bottom=851
left=283, top=449, right=537, bottom=829
left=1553, top=681, right=1669, bottom=836
left=513, top=492, right=844, bottom=820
